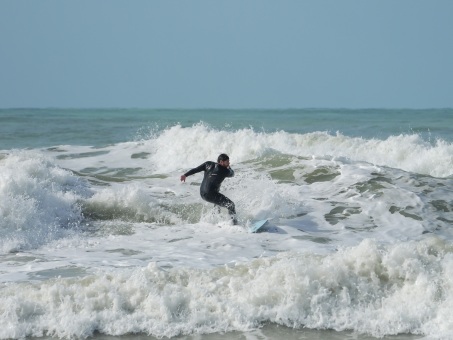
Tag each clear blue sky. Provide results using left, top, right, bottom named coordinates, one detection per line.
left=1, top=1, right=452, bottom=109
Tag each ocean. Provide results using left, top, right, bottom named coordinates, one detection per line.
left=1, top=108, right=453, bottom=339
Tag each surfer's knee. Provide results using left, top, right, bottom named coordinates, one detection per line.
left=227, top=201, right=236, bottom=215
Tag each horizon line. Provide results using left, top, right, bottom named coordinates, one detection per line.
left=1, top=106, right=452, bottom=111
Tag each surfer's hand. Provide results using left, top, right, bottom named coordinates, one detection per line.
left=180, top=175, right=186, bottom=182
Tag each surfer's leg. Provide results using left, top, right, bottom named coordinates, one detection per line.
left=215, top=193, right=237, bottom=224
left=202, top=192, right=237, bottom=224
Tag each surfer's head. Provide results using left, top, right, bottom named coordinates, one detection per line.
left=218, top=153, right=230, bottom=167
left=218, top=154, right=229, bottom=162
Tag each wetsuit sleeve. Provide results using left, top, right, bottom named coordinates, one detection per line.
left=184, top=162, right=208, bottom=177
left=227, top=168, right=235, bottom=177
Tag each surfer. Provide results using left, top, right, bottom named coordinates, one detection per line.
left=180, top=153, right=237, bottom=224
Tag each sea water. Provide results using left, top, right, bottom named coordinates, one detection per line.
left=1, top=108, right=453, bottom=339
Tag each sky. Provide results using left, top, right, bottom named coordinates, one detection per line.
left=1, top=1, right=452, bottom=109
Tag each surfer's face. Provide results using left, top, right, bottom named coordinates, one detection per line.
left=219, top=159, right=230, bottom=168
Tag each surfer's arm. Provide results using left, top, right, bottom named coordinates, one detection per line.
left=181, top=162, right=209, bottom=182
left=227, top=167, right=235, bottom=177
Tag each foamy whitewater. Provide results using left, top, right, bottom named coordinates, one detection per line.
left=1, top=109, right=453, bottom=339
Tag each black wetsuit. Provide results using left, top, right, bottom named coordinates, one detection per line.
left=184, top=161, right=236, bottom=221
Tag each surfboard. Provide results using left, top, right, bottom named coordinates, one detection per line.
left=248, top=219, right=269, bottom=233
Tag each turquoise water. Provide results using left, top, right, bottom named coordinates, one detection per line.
left=1, top=108, right=452, bottom=149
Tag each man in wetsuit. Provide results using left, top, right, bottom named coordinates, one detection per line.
left=180, top=153, right=237, bottom=224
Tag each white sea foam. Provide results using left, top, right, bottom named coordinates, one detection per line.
left=1, top=237, right=452, bottom=339
left=83, top=183, right=174, bottom=223
left=50, top=124, right=453, bottom=179
left=142, top=124, right=453, bottom=177
left=0, top=151, right=88, bottom=253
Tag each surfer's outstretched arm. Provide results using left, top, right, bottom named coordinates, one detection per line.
left=180, top=162, right=208, bottom=182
